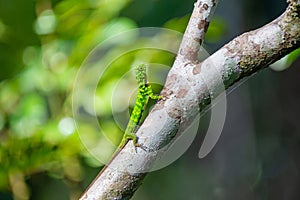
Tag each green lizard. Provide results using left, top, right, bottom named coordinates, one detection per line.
left=97, top=64, right=162, bottom=175
left=118, top=64, right=162, bottom=149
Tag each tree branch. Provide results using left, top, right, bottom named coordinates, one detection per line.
left=80, top=0, right=300, bottom=199
left=178, top=0, right=218, bottom=63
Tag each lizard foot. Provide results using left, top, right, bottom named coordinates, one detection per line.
left=119, top=133, right=146, bottom=152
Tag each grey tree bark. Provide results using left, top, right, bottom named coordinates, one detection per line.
left=80, top=0, right=300, bottom=199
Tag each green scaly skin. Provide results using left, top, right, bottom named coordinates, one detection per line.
left=118, top=64, right=162, bottom=149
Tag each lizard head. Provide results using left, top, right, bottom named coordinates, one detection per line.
left=135, top=64, right=147, bottom=85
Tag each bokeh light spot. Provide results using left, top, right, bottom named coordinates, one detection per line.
left=34, top=10, right=56, bottom=35
left=58, top=117, right=76, bottom=136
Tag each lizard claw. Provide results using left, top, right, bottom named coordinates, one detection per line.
left=120, top=133, right=147, bottom=152
left=133, top=136, right=147, bottom=152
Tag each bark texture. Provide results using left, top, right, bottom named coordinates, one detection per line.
left=80, top=0, right=300, bottom=199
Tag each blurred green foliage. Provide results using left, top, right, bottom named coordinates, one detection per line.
left=270, top=47, right=300, bottom=71
left=0, top=0, right=140, bottom=199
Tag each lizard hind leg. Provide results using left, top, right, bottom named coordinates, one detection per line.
left=124, top=133, right=139, bottom=146
left=119, top=133, right=148, bottom=152
left=119, top=133, right=140, bottom=148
